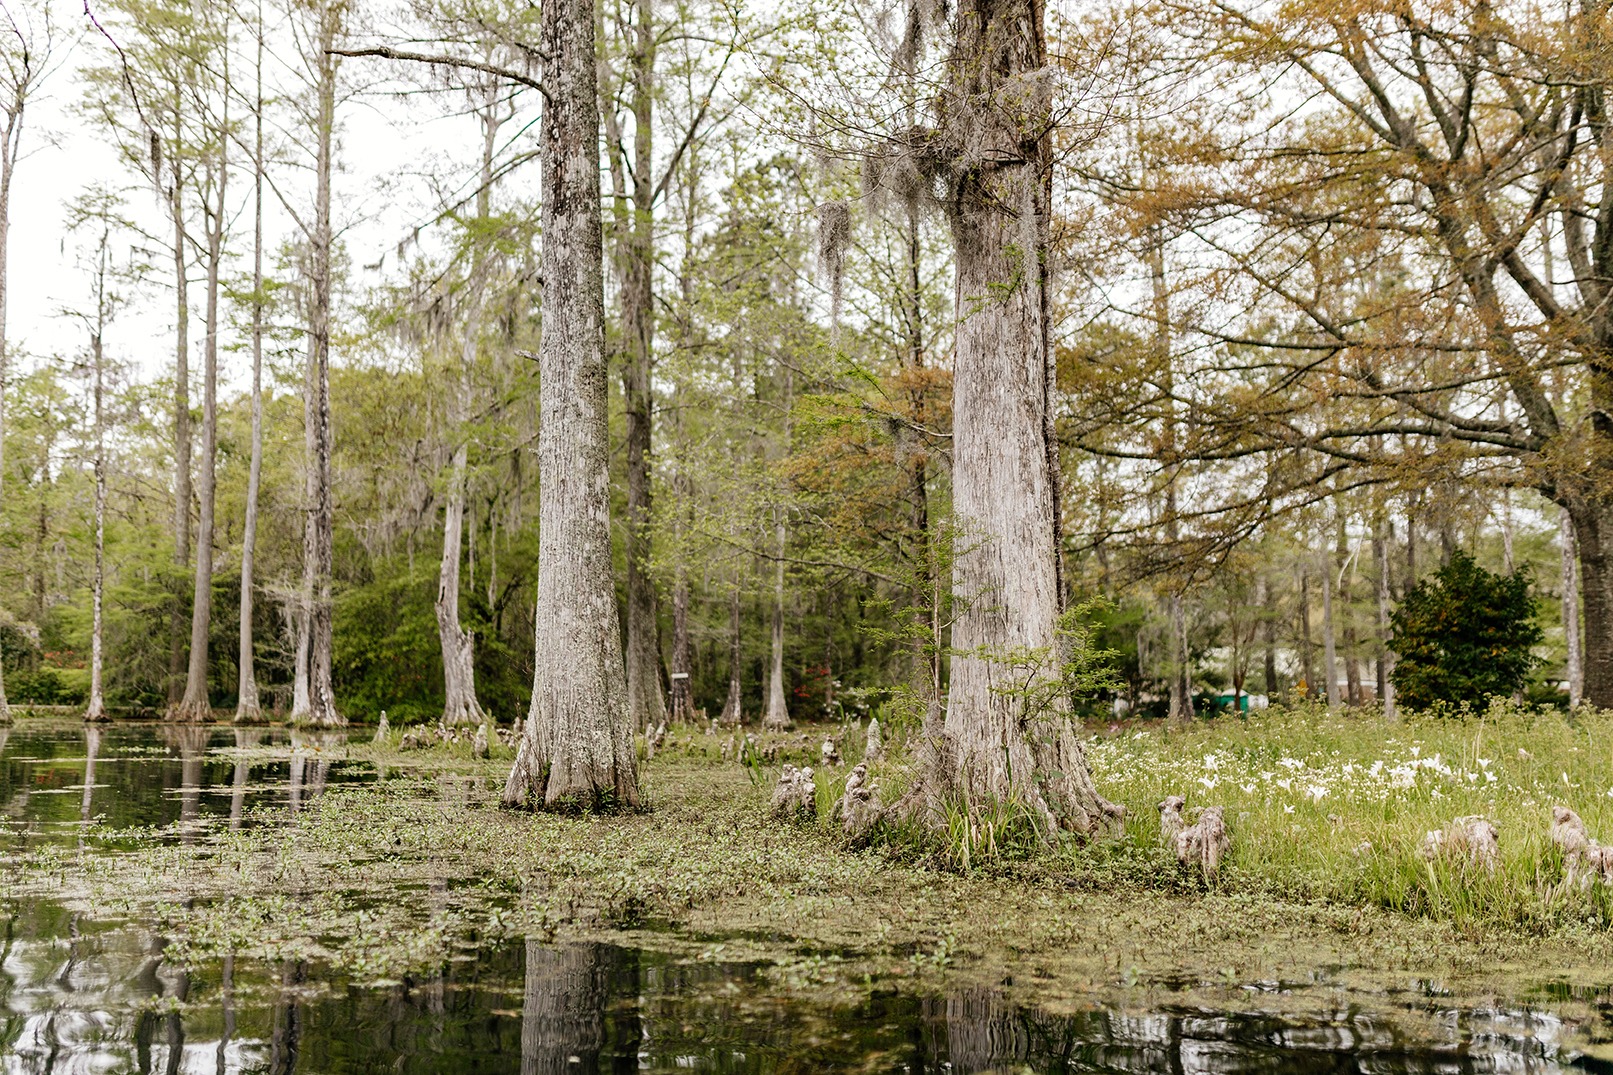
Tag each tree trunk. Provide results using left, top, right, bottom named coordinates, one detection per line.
left=720, top=585, right=742, bottom=724
left=1321, top=545, right=1340, bottom=710
left=502, top=0, right=639, bottom=810
left=1567, top=497, right=1613, bottom=710
left=290, top=5, right=343, bottom=728
left=1260, top=574, right=1277, bottom=697
left=670, top=562, right=693, bottom=721
left=1374, top=512, right=1397, bottom=722
left=173, top=159, right=227, bottom=723
left=436, top=81, right=498, bottom=729
left=763, top=513, right=790, bottom=730
left=1339, top=515, right=1361, bottom=706
left=1167, top=591, right=1193, bottom=722
left=1561, top=507, right=1583, bottom=707
left=933, top=0, right=1120, bottom=838
left=0, top=100, right=16, bottom=725
left=86, top=313, right=109, bottom=723
left=168, top=159, right=192, bottom=710
left=618, top=0, right=667, bottom=734
left=236, top=14, right=267, bottom=726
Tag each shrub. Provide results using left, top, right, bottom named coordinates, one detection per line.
left=1389, top=550, right=1543, bottom=710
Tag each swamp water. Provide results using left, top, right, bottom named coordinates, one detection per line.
left=2, top=720, right=1612, bottom=1074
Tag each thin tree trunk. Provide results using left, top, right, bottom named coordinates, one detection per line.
left=1339, top=514, right=1361, bottom=706
left=1150, top=230, right=1192, bottom=725
left=0, top=94, right=17, bottom=725
left=1260, top=573, right=1277, bottom=698
left=670, top=562, right=693, bottom=721
left=1321, top=544, right=1340, bottom=710
left=763, top=512, right=789, bottom=730
left=933, top=0, right=1120, bottom=838
left=85, top=286, right=109, bottom=723
left=720, top=585, right=742, bottom=724
left=618, top=0, right=667, bottom=733
left=168, top=146, right=192, bottom=709
left=1299, top=568, right=1315, bottom=696
left=436, top=78, right=498, bottom=729
left=174, top=151, right=227, bottom=723
left=1374, top=511, right=1397, bottom=722
left=290, top=4, right=343, bottom=728
left=1562, top=506, right=1583, bottom=706
left=236, top=7, right=266, bottom=726
left=502, top=0, right=639, bottom=809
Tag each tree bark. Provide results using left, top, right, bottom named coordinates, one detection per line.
left=236, top=8, right=266, bottom=726
left=616, top=0, right=668, bottom=734
left=168, top=146, right=192, bottom=710
left=0, top=65, right=21, bottom=726
left=1567, top=496, right=1613, bottom=711
left=720, top=585, right=743, bottom=724
left=173, top=152, right=227, bottom=723
left=435, top=78, right=499, bottom=729
left=933, top=0, right=1119, bottom=838
left=1339, top=514, right=1361, bottom=706
left=1260, top=573, right=1277, bottom=697
left=1321, top=543, right=1340, bottom=710
left=763, top=513, right=790, bottom=730
left=670, top=561, right=693, bottom=721
left=290, top=3, right=343, bottom=728
left=86, top=275, right=109, bottom=724
left=502, top=0, right=639, bottom=810
left=1374, top=511, right=1396, bottom=722
left=1562, top=506, right=1583, bottom=707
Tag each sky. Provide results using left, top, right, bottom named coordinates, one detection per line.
left=9, top=1, right=543, bottom=395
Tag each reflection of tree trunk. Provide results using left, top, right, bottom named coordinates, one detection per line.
left=931, top=987, right=1031, bottom=1074
left=166, top=725, right=209, bottom=836
left=231, top=728, right=260, bottom=828
left=521, top=942, right=611, bottom=1075
left=268, top=962, right=304, bottom=1075
left=80, top=724, right=101, bottom=844
left=218, top=953, right=235, bottom=1075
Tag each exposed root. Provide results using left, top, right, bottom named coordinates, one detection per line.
left=1172, top=805, right=1230, bottom=883
left=473, top=723, right=489, bottom=759
left=372, top=711, right=391, bottom=743
left=863, top=717, right=884, bottom=763
left=166, top=698, right=214, bottom=724
left=820, top=737, right=842, bottom=768
left=832, top=762, right=883, bottom=845
left=1551, top=806, right=1613, bottom=888
left=770, top=764, right=817, bottom=821
left=1419, top=815, right=1499, bottom=873
left=1157, top=795, right=1186, bottom=846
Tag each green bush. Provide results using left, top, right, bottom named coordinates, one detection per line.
left=1389, top=550, right=1543, bottom=710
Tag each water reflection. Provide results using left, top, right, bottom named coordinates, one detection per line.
left=0, top=721, right=1611, bottom=1073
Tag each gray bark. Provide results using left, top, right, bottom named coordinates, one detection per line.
left=670, top=563, right=693, bottom=721
left=1374, top=512, right=1396, bottom=722
left=933, top=0, right=1119, bottom=838
left=614, top=0, right=667, bottom=733
left=168, top=143, right=192, bottom=709
left=86, top=255, right=109, bottom=724
left=763, top=513, right=789, bottom=730
left=502, top=0, right=639, bottom=809
left=236, top=11, right=266, bottom=726
left=720, top=585, right=743, bottom=724
left=290, top=3, right=343, bottom=727
left=1562, top=506, right=1583, bottom=706
left=436, top=79, right=499, bottom=729
left=173, top=148, right=228, bottom=723
left=1321, top=542, right=1340, bottom=710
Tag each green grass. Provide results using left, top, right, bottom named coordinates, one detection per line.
left=1057, top=698, right=1613, bottom=931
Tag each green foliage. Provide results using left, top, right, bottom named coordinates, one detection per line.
left=6, top=666, right=88, bottom=705
left=332, top=569, right=443, bottom=724
left=1390, top=550, right=1544, bottom=710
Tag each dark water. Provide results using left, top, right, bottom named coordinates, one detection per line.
left=3, top=720, right=1612, bottom=1074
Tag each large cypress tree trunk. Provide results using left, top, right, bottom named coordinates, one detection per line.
left=502, top=0, right=639, bottom=809
left=933, top=0, right=1119, bottom=838
left=290, top=4, right=343, bottom=728
left=174, top=158, right=227, bottom=723
left=1569, top=496, right=1613, bottom=710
